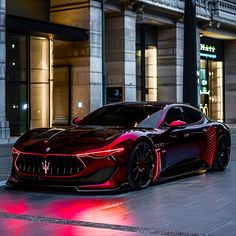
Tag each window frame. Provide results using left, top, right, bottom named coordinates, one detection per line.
left=161, top=106, right=185, bottom=127
left=181, top=105, right=204, bottom=125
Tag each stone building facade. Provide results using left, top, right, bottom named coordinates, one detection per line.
left=1, top=0, right=236, bottom=142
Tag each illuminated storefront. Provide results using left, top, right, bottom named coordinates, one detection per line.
left=2, top=0, right=236, bottom=143
left=6, top=15, right=87, bottom=136
left=199, top=37, right=224, bottom=121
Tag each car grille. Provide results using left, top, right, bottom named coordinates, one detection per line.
left=78, top=167, right=116, bottom=184
left=16, top=154, right=84, bottom=176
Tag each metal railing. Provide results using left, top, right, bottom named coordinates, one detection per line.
left=209, top=0, right=236, bottom=23
left=140, top=0, right=210, bottom=19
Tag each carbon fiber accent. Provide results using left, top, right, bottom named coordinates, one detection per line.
left=78, top=167, right=116, bottom=184
left=16, top=154, right=84, bottom=176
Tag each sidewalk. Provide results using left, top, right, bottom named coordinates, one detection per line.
left=0, top=144, right=12, bottom=182
left=0, top=136, right=19, bottom=145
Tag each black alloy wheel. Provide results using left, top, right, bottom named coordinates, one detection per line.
left=128, top=141, right=155, bottom=190
left=213, top=134, right=231, bottom=171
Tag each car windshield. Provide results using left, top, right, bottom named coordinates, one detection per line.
left=79, top=104, right=163, bottom=128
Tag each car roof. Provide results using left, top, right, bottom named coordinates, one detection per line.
left=104, top=102, right=204, bottom=115
left=105, top=101, right=173, bottom=108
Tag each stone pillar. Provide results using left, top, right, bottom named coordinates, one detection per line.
left=0, top=0, right=10, bottom=143
left=106, top=10, right=136, bottom=102
left=89, top=0, right=103, bottom=111
left=196, top=28, right=201, bottom=106
left=50, top=0, right=102, bottom=117
left=157, top=22, right=184, bottom=102
left=225, top=40, right=236, bottom=123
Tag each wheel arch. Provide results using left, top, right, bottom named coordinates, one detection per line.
left=132, top=136, right=161, bottom=183
left=127, top=139, right=156, bottom=190
left=212, top=123, right=231, bottom=146
left=135, top=136, right=155, bottom=149
left=212, top=128, right=231, bottom=171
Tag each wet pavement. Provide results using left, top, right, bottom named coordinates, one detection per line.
left=0, top=130, right=236, bottom=236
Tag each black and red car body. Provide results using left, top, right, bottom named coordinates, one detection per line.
left=7, top=102, right=231, bottom=191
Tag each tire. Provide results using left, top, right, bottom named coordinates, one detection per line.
left=128, top=141, right=155, bottom=190
left=212, top=133, right=231, bottom=171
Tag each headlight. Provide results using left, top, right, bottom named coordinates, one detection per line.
left=12, top=147, right=20, bottom=158
left=76, top=147, right=124, bottom=159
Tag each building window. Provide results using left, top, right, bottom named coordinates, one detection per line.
left=6, top=34, right=50, bottom=135
left=6, top=33, right=28, bottom=136
left=30, top=36, right=50, bottom=129
left=145, top=46, right=158, bottom=101
left=136, top=24, right=158, bottom=102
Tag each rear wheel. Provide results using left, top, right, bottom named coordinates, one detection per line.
left=128, top=141, right=155, bottom=190
left=213, top=134, right=231, bottom=171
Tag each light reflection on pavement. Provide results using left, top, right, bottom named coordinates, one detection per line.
left=1, top=164, right=236, bottom=236
left=0, top=134, right=236, bottom=236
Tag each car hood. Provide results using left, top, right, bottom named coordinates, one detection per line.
left=14, top=126, right=127, bottom=154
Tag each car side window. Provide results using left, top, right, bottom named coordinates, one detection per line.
left=138, top=110, right=163, bottom=128
left=182, top=106, right=203, bottom=124
left=164, top=107, right=184, bottom=125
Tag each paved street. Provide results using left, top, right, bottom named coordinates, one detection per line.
left=0, top=130, right=236, bottom=236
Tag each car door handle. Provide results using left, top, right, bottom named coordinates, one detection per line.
left=184, top=133, right=190, bottom=137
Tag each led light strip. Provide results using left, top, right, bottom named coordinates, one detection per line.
left=77, top=148, right=124, bottom=158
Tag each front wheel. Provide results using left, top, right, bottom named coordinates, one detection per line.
left=128, top=141, right=155, bottom=190
left=212, top=134, right=231, bottom=171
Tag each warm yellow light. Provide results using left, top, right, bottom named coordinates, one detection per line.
left=145, top=47, right=158, bottom=101
left=49, top=39, right=54, bottom=127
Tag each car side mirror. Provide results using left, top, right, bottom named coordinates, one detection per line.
left=72, top=116, right=81, bottom=126
left=169, top=120, right=187, bottom=128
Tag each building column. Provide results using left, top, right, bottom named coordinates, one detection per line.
left=106, top=10, right=136, bottom=101
left=0, top=0, right=10, bottom=143
left=225, top=40, right=236, bottom=123
left=157, top=22, right=184, bottom=102
left=89, top=0, right=103, bottom=110
left=50, top=0, right=102, bottom=118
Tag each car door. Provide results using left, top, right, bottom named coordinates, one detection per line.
left=181, top=106, right=206, bottom=162
left=160, top=106, right=193, bottom=168
left=163, top=106, right=207, bottom=169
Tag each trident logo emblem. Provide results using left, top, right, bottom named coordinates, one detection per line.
left=41, top=160, right=50, bottom=175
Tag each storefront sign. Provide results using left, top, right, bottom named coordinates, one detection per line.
left=200, top=43, right=217, bottom=59
left=107, top=87, right=122, bottom=104
left=200, top=37, right=224, bottom=61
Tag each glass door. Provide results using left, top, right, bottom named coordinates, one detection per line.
left=145, top=46, right=158, bottom=101
left=136, top=46, right=158, bottom=101
left=52, top=66, right=71, bottom=125
left=200, top=60, right=223, bottom=121
left=136, top=24, right=158, bottom=102
left=30, top=36, right=50, bottom=129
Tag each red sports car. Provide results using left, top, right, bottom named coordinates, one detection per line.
left=7, top=102, right=231, bottom=191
